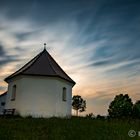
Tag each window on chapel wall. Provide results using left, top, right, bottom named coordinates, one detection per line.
left=62, top=87, right=67, bottom=101
left=1, top=102, right=5, bottom=106
left=11, top=85, right=16, bottom=101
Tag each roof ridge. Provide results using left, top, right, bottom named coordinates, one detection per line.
left=47, top=54, right=58, bottom=75
left=4, top=50, right=44, bottom=81
left=4, top=49, right=76, bottom=85
left=46, top=52, right=75, bottom=82
left=21, top=50, right=45, bottom=74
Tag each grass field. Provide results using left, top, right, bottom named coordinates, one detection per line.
left=0, top=116, right=140, bottom=140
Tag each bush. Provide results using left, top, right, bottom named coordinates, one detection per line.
left=132, top=100, right=140, bottom=119
left=85, top=113, right=95, bottom=119
left=108, top=94, right=133, bottom=118
left=96, top=115, right=106, bottom=120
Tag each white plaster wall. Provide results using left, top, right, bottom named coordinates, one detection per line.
left=55, top=79, right=72, bottom=117
left=5, top=75, right=73, bottom=117
left=5, top=76, right=23, bottom=114
left=0, top=95, right=6, bottom=114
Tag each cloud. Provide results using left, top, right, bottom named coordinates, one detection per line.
left=0, top=44, right=16, bottom=66
left=0, top=42, right=26, bottom=70
left=0, top=44, right=5, bottom=56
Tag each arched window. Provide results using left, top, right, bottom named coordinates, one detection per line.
left=11, top=85, right=16, bottom=101
left=1, top=102, right=5, bottom=106
left=62, top=87, right=67, bottom=101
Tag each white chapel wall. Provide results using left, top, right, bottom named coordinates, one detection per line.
left=5, top=75, right=73, bottom=117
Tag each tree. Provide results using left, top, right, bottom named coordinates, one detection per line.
left=86, top=113, right=95, bottom=119
left=72, top=95, right=86, bottom=116
left=132, top=100, right=140, bottom=119
left=96, top=115, right=105, bottom=120
left=108, top=94, right=133, bottom=118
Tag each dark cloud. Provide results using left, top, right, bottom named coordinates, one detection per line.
left=0, top=44, right=6, bottom=57
left=92, top=60, right=112, bottom=66
left=0, top=0, right=140, bottom=69
left=0, top=0, right=140, bottom=36
left=14, top=28, right=42, bottom=41
left=105, top=60, right=140, bottom=77
left=0, top=56, right=19, bottom=66
left=0, top=0, right=96, bottom=25
left=0, top=44, right=22, bottom=67
left=93, top=44, right=140, bottom=64
left=1, top=0, right=140, bottom=69
left=15, top=32, right=33, bottom=41
left=73, top=0, right=140, bottom=56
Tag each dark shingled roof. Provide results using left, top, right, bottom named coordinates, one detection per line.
left=0, top=91, right=7, bottom=97
left=5, top=49, right=76, bottom=85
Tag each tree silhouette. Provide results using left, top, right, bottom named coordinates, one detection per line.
left=72, top=95, right=86, bottom=116
left=132, top=100, right=140, bottom=119
left=108, top=94, right=133, bottom=118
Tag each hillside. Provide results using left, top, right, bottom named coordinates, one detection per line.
left=0, top=117, right=139, bottom=140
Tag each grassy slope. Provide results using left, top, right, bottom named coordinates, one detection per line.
left=0, top=117, right=140, bottom=140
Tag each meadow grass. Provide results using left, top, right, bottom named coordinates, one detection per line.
left=0, top=116, right=140, bottom=140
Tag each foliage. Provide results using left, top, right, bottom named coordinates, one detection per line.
left=0, top=117, right=139, bottom=140
left=96, top=115, right=106, bottom=120
left=108, top=94, right=133, bottom=118
left=72, top=95, right=86, bottom=116
left=132, top=100, right=140, bottom=119
left=86, top=113, right=95, bottom=118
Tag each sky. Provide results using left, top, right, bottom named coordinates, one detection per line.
left=0, top=0, right=140, bottom=115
